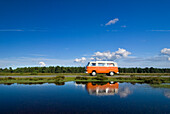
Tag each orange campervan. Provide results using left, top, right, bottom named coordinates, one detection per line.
left=85, top=61, right=119, bottom=76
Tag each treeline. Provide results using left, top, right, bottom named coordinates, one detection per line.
left=0, top=66, right=85, bottom=73
left=118, top=67, right=170, bottom=73
left=0, top=66, right=170, bottom=73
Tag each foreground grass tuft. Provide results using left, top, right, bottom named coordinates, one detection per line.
left=75, top=76, right=88, bottom=80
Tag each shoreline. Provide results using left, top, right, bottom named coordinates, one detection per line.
left=0, top=76, right=169, bottom=84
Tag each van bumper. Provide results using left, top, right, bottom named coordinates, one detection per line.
left=85, top=71, right=88, bottom=73
left=116, top=72, right=119, bottom=74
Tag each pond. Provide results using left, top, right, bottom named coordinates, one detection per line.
left=0, top=82, right=170, bottom=114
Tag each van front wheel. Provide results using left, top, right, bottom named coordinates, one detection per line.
left=91, top=71, right=96, bottom=76
left=109, top=71, right=114, bottom=76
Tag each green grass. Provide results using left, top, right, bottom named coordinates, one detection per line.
left=150, top=84, right=170, bottom=88
left=0, top=76, right=170, bottom=84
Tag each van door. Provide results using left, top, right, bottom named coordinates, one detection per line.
left=97, top=63, right=106, bottom=73
left=107, top=63, right=115, bottom=73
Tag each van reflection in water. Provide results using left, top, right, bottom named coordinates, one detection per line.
left=86, top=82, right=119, bottom=96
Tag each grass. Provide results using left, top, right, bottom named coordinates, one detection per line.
left=0, top=75, right=170, bottom=84
left=150, top=84, right=170, bottom=88
left=0, top=73, right=170, bottom=76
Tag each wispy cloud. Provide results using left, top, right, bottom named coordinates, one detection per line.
left=0, top=57, right=75, bottom=68
left=29, top=54, right=47, bottom=57
left=121, top=25, right=127, bottom=28
left=0, top=29, right=47, bottom=32
left=106, top=30, right=119, bottom=32
left=105, top=18, right=119, bottom=26
left=74, top=57, right=86, bottom=63
left=148, top=30, right=170, bottom=32
left=0, top=29, right=24, bottom=32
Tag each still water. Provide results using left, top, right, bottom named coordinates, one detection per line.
left=0, top=82, right=170, bottom=114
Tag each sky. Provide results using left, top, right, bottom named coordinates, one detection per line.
left=0, top=0, right=170, bottom=68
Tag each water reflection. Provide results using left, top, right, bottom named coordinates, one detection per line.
left=118, top=87, right=131, bottom=98
left=0, top=81, right=169, bottom=114
left=164, top=90, right=170, bottom=98
left=86, top=82, right=119, bottom=96
left=0, top=81, right=169, bottom=99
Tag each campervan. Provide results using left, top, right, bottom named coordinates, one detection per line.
left=85, top=61, right=119, bottom=76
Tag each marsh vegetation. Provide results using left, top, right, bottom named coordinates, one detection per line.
left=0, top=75, right=170, bottom=88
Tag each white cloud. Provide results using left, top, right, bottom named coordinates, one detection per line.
left=161, top=48, right=170, bottom=61
left=161, top=48, right=170, bottom=55
left=91, top=48, right=131, bottom=61
left=105, top=18, right=119, bottom=26
left=74, top=57, right=86, bottom=63
left=39, top=62, right=46, bottom=67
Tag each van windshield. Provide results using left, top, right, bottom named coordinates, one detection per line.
left=86, top=62, right=90, bottom=67
left=107, top=63, right=114, bottom=66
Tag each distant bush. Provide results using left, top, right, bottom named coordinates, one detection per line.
left=8, top=77, right=14, bottom=80
left=30, top=72, right=38, bottom=75
left=29, top=77, right=39, bottom=81
left=130, top=75, right=135, bottom=77
left=75, top=76, right=88, bottom=80
left=55, top=76, right=65, bottom=81
left=144, top=77, right=162, bottom=84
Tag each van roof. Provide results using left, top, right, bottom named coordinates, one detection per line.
left=89, top=61, right=117, bottom=63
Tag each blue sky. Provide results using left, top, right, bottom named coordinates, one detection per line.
left=0, top=0, right=170, bottom=68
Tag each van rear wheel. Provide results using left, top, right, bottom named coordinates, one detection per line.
left=91, top=71, right=96, bottom=76
left=109, top=71, right=114, bottom=76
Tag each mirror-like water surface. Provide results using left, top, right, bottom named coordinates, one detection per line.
left=0, top=82, right=170, bottom=114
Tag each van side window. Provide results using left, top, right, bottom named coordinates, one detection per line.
left=98, top=63, right=105, bottom=66
left=91, top=63, right=96, bottom=66
left=107, top=63, right=114, bottom=66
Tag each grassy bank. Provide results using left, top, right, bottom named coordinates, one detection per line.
left=0, top=76, right=170, bottom=84
left=0, top=73, right=170, bottom=76
left=150, top=84, right=170, bottom=88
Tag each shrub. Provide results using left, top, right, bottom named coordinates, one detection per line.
left=75, top=76, right=88, bottom=80
left=29, top=77, right=39, bottom=81
left=30, top=72, right=38, bottom=75
left=130, top=75, right=135, bottom=77
left=55, top=76, right=65, bottom=81
left=7, top=77, right=15, bottom=80
left=144, top=77, right=162, bottom=84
